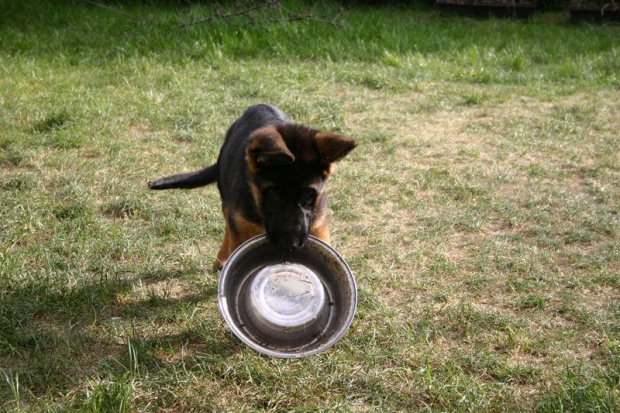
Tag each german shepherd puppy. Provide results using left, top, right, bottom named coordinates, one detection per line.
left=149, top=104, right=358, bottom=269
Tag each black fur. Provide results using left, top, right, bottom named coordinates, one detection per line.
left=148, top=164, right=217, bottom=190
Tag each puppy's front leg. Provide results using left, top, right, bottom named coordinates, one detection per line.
left=215, top=220, right=233, bottom=270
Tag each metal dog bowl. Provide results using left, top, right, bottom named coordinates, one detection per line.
left=218, top=235, right=357, bottom=358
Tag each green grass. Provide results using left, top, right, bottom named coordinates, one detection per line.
left=1, top=1, right=619, bottom=411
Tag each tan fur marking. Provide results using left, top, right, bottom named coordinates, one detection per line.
left=322, top=164, right=334, bottom=179
left=246, top=126, right=294, bottom=173
left=308, top=180, right=323, bottom=193
left=232, top=211, right=265, bottom=242
left=215, top=205, right=232, bottom=270
left=250, top=182, right=262, bottom=215
left=310, top=192, right=331, bottom=243
left=215, top=211, right=266, bottom=269
left=310, top=223, right=330, bottom=244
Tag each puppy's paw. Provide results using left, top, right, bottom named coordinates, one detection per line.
left=213, top=258, right=225, bottom=271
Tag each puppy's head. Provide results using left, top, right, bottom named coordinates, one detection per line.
left=246, top=124, right=357, bottom=252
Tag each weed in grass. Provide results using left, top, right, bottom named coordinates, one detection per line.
left=591, top=272, right=620, bottom=289
left=460, top=90, right=488, bottom=106
left=433, top=292, right=450, bottom=303
left=83, top=373, right=134, bottom=413
left=514, top=294, right=549, bottom=311
left=2, top=369, right=22, bottom=413
left=456, top=351, right=541, bottom=385
left=0, top=148, right=25, bottom=167
left=463, top=274, right=489, bottom=293
left=102, top=198, right=153, bottom=220
left=52, top=200, right=92, bottom=222
left=536, top=365, right=619, bottom=412
left=0, top=174, right=39, bottom=191
left=457, top=147, right=481, bottom=159
left=32, top=111, right=71, bottom=133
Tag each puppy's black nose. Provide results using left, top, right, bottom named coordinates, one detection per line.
left=271, top=233, right=306, bottom=253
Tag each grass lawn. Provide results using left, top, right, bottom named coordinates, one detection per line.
left=1, top=1, right=619, bottom=411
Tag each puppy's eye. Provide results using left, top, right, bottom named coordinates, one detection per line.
left=299, top=188, right=318, bottom=208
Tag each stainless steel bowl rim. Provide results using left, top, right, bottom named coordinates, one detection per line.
left=218, top=234, right=357, bottom=358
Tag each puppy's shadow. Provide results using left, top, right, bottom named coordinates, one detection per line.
left=111, top=268, right=243, bottom=365
left=0, top=266, right=239, bottom=399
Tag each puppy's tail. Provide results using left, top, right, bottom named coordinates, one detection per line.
left=148, top=164, right=218, bottom=190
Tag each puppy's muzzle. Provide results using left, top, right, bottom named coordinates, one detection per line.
left=268, top=231, right=308, bottom=253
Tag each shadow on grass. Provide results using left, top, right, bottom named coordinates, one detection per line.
left=0, top=267, right=240, bottom=400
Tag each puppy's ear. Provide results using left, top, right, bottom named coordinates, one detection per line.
left=246, top=127, right=295, bottom=173
left=314, top=132, right=359, bottom=164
